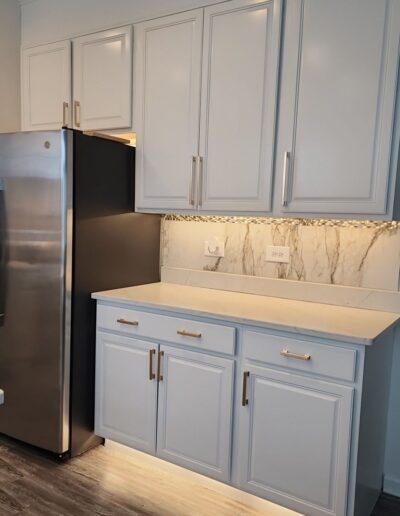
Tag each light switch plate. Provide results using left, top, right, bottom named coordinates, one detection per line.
left=265, top=245, right=290, bottom=263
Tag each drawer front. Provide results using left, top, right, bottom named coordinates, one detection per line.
left=243, top=331, right=356, bottom=382
left=97, top=304, right=236, bottom=355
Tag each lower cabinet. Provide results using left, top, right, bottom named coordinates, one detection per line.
left=95, top=333, right=158, bottom=453
left=95, top=332, right=234, bottom=481
left=94, top=304, right=392, bottom=516
left=157, top=346, right=234, bottom=481
left=237, top=365, right=354, bottom=516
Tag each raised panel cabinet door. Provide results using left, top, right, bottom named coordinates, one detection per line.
left=21, top=41, right=71, bottom=131
left=134, top=11, right=203, bottom=211
left=275, top=0, right=400, bottom=215
left=156, top=346, right=234, bottom=481
left=95, top=332, right=158, bottom=453
left=238, top=365, right=354, bottom=516
left=198, top=0, right=282, bottom=212
left=73, top=26, right=132, bottom=131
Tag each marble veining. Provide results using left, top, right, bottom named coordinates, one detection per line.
left=161, top=219, right=400, bottom=291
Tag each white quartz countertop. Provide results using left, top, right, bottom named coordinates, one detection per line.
left=92, top=283, right=400, bottom=345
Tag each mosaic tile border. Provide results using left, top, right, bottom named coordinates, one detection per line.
left=164, top=214, right=400, bottom=230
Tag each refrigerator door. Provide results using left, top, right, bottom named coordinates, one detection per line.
left=0, top=179, right=6, bottom=327
left=0, top=131, right=70, bottom=453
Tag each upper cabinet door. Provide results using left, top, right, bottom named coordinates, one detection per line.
left=73, top=26, right=132, bottom=131
left=199, top=0, right=282, bottom=212
left=276, top=0, right=400, bottom=216
left=21, top=41, right=71, bottom=131
left=134, top=11, right=203, bottom=211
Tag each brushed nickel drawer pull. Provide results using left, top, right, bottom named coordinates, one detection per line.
left=149, top=349, right=156, bottom=380
left=242, top=371, right=250, bottom=406
left=157, top=350, right=164, bottom=382
left=280, top=349, right=311, bottom=361
left=177, top=330, right=202, bottom=338
left=117, top=318, right=139, bottom=326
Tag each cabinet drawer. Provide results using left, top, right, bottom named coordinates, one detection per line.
left=97, top=304, right=236, bottom=355
left=243, top=331, right=357, bottom=382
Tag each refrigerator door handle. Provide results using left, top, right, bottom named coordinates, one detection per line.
left=0, top=180, right=6, bottom=327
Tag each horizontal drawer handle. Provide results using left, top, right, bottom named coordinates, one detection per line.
left=177, top=330, right=202, bottom=339
left=117, top=318, right=139, bottom=327
left=280, top=349, right=311, bottom=361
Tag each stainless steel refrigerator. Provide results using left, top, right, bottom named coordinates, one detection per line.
left=0, top=129, right=160, bottom=456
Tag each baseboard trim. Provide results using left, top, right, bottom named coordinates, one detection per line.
left=384, top=475, right=400, bottom=497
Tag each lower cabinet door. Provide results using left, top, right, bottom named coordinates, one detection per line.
left=156, top=346, right=234, bottom=481
left=95, top=332, right=158, bottom=453
left=238, top=365, right=354, bottom=516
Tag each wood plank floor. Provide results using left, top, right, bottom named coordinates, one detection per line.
left=372, top=493, right=400, bottom=516
left=0, top=436, right=299, bottom=516
left=0, top=435, right=397, bottom=515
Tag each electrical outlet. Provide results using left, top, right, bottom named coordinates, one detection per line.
left=265, top=245, right=290, bottom=263
left=204, top=238, right=225, bottom=258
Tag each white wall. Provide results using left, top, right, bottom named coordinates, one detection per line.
left=21, top=0, right=224, bottom=47
left=0, top=0, right=21, bottom=133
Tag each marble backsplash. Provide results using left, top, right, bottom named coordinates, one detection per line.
left=161, top=218, right=400, bottom=291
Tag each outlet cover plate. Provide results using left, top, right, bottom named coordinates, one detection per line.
left=265, top=245, right=290, bottom=263
left=204, top=238, right=225, bottom=258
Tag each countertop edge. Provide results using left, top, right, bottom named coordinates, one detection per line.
left=91, top=292, right=398, bottom=346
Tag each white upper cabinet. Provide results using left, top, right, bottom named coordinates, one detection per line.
left=134, top=0, right=282, bottom=213
left=21, top=41, right=71, bottom=131
left=275, top=0, right=400, bottom=216
left=73, top=26, right=132, bottom=131
left=133, top=11, right=203, bottom=211
left=199, top=0, right=282, bottom=212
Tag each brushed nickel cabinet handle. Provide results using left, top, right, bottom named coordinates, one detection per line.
left=177, top=330, right=202, bottom=338
left=242, top=371, right=250, bottom=406
left=157, top=350, right=164, bottom=382
left=74, top=100, right=81, bottom=128
left=198, top=156, right=204, bottom=207
left=62, top=102, right=69, bottom=127
left=149, top=349, right=156, bottom=380
left=190, top=156, right=196, bottom=206
left=116, top=318, right=139, bottom=326
left=282, top=151, right=290, bottom=207
left=280, top=349, right=311, bottom=361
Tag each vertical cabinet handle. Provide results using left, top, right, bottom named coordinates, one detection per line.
left=74, top=100, right=81, bottom=128
left=149, top=349, right=156, bottom=380
left=190, top=156, right=196, bottom=206
left=282, top=151, right=290, bottom=207
left=198, top=156, right=204, bottom=207
left=62, top=102, right=69, bottom=127
left=242, top=371, right=250, bottom=406
left=157, top=351, right=164, bottom=382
